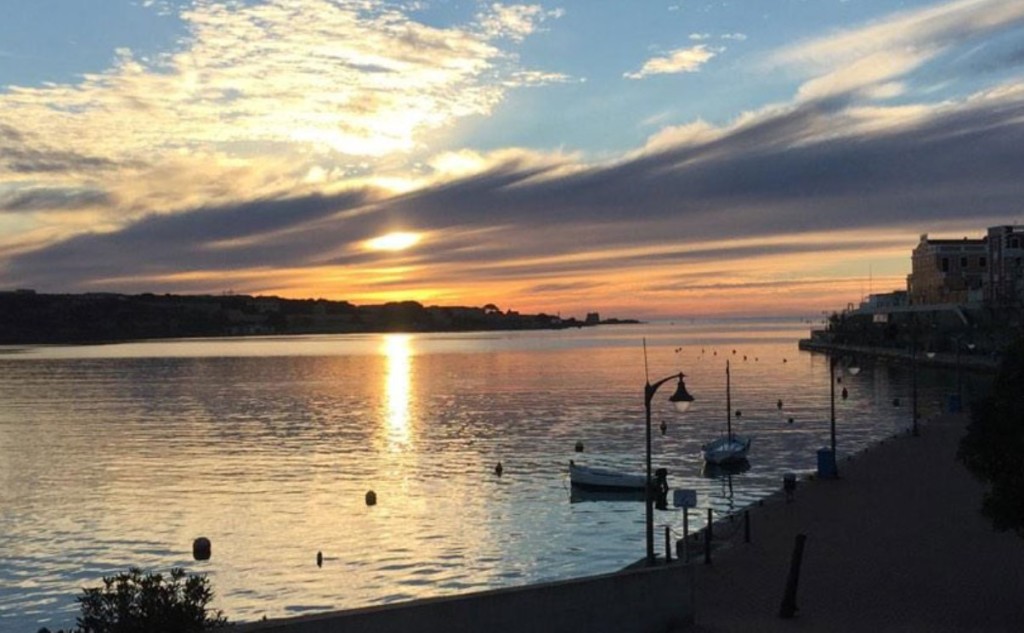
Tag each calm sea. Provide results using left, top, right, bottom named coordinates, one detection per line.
left=0, top=320, right=977, bottom=630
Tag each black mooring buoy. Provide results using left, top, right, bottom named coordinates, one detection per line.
left=193, top=537, right=211, bottom=561
left=495, top=461, right=503, bottom=476
left=575, top=440, right=584, bottom=452
left=842, top=387, right=849, bottom=400
left=893, top=398, right=901, bottom=407
left=788, top=417, right=795, bottom=424
left=317, top=551, right=323, bottom=568
left=660, top=420, right=667, bottom=435
left=365, top=490, right=377, bottom=506
left=777, top=399, right=783, bottom=410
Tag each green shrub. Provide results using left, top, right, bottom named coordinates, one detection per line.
left=39, top=567, right=228, bottom=633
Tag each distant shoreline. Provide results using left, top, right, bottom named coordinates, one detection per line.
left=0, top=290, right=639, bottom=346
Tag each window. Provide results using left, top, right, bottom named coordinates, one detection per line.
left=980, top=256, right=987, bottom=268
left=960, top=256, right=968, bottom=268
left=941, top=257, right=950, bottom=272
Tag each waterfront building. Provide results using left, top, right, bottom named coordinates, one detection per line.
left=907, top=233, right=987, bottom=305
left=986, top=225, right=1024, bottom=307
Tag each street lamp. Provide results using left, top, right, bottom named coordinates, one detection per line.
left=643, top=372, right=694, bottom=564
left=827, top=354, right=859, bottom=478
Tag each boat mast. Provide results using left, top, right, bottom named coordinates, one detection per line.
left=726, top=360, right=732, bottom=441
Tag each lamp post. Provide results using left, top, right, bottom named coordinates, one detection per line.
left=912, top=342, right=920, bottom=437
left=643, top=372, right=694, bottom=564
left=829, top=355, right=837, bottom=470
left=826, top=353, right=858, bottom=479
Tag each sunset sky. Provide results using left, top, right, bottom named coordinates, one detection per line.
left=2, top=0, right=1024, bottom=318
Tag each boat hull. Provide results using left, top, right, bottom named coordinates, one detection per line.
left=569, top=463, right=647, bottom=491
left=702, top=435, right=752, bottom=465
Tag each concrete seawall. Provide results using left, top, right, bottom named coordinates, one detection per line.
left=237, top=562, right=694, bottom=633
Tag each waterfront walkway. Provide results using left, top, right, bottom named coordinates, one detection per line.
left=688, top=412, right=1024, bottom=632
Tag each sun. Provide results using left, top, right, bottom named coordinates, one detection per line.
left=365, top=231, right=422, bottom=252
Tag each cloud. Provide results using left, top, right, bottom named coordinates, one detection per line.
left=477, top=4, right=564, bottom=42
left=769, top=0, right=1024, bottom=101
left=0, top=186, right=112, bottom=213
left=6, top=79, right=1024, bottom=303
left=0, top=0, right=562, bottom=249
left=625, top=45, right=718, bottom=79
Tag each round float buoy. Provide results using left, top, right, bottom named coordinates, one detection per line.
left=365, top=490, right=377, bottom=506
left=841, top=387, right=849, bottom=400
left=317, top=551, right=323, bottom=568
left=659, top=420, right=667, bottom=435
left=574, top=440, right=584, bottom=453
left=783, top=358, right=788, bottom=363
left=777, top=399, right=783, bottom=410
left=192, top=537, right=211, bottom=561
left=735, top=410, right=742, bottom=418
left=787, top=417, right=795, bottom=424
left=893, top=398, right=901, bottom=407
left=495, top=461, right=503, bottom=476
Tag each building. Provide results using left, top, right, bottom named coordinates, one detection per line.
left=907, top=233, right=987, bottom=305
left=986, top=225, right=1024, bottom=307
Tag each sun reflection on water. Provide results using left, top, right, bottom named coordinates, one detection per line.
left=382, top=334, right=413, bottom=450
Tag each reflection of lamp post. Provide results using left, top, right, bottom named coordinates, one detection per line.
left=644, top=372, right=694, bottom=564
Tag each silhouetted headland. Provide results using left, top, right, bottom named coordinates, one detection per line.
left=0, top=289, right=638, bottom=345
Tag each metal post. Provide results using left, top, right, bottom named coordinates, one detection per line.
left=779, top=533, right=807, bottom=618
left=744, top=510, right=751, bottom=543
left=683, top=507, right=689, bottom=563
left=704, top=508, right=713, bottom=565
left=644, top=382, right=654, bottom=564
left=956, top=343, right=962, bottom=402
left=912, top=341, right=919, bottom=436
left=664, top=525, right=672, bottom=562
left=829, top=355, right=838, bottom=477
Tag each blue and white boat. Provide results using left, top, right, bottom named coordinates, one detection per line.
left=702, top=360, right=752, bottom=465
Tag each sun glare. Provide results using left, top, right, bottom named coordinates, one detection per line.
left=365, top=231, right=422, bottom=252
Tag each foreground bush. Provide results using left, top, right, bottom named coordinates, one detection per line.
left=38, top=567, right=228, bottom=633
left=958, top=337, right=1024, bottom=538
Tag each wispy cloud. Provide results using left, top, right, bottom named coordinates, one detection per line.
left=625, top=45, right=718, bottom=79
left=769, top=0, right=1024, bottom=101
left=6, top=78, right=1024, bottom=313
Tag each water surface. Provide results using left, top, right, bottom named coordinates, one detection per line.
left=0, top=320, right=973, bottom=629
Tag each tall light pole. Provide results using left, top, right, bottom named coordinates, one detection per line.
left=643, top=372, right=694, bottom=564
left=911, top=321, right=920, bottom=437
left=826, top=352, right=858, bottom=479
left=829, top=355, right=837, bottom=473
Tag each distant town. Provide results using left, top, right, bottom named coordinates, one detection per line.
left=807, top=224, right=1024, bottom=359
left=0, top=290, right=638, bottom=345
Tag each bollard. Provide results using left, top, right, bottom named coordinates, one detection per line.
left=664, top=525, right=672, bottom=562
left=683, top=508, right=689, bottom=563
left=192, top=537, right=211, bottom=561
left=779, top=533, right=808, bottom=618
left=744, top=510, right=751, bottom=543
left=784, top=473, right=797, bottom=502
left=704, top=508, right=713, bottom=565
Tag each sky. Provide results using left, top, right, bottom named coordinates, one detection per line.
left=2, top=0, right=1024, bottom=319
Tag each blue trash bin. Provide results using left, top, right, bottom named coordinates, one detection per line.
left=948, top=394, right=962, bottom=413
left=817, top=448, right=837, bottom=479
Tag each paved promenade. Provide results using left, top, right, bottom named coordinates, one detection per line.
left=688, top=413, right=1024, bottom=632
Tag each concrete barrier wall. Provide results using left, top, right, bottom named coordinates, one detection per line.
left=237, top=563, right=694, bottom=633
